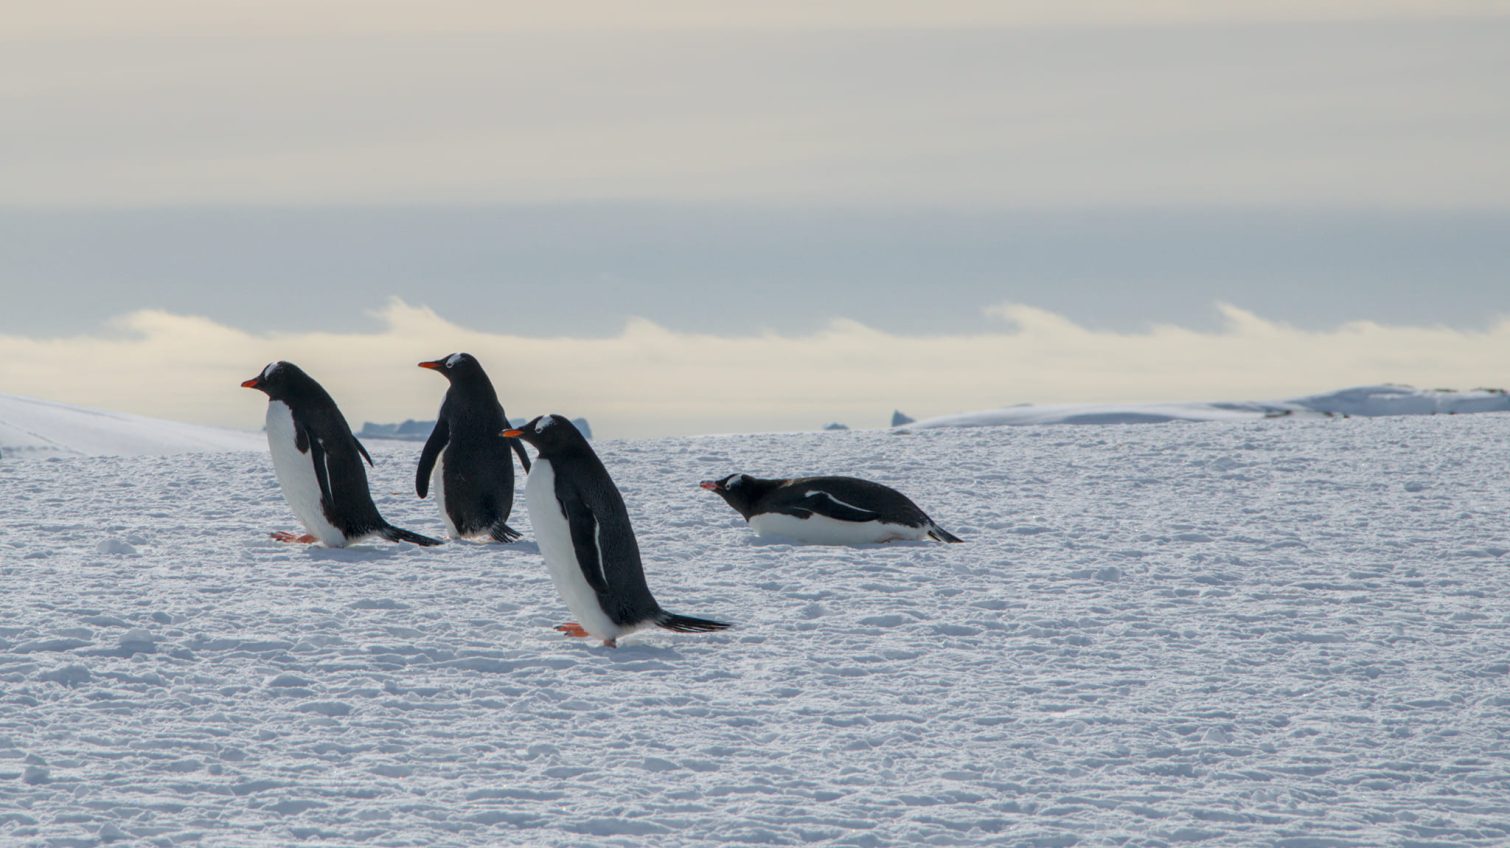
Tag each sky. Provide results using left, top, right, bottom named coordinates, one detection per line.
left=2, top=1, right=1509, bottom=437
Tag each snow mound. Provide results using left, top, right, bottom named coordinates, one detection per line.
left=906, top=384, right=1510, bottom=429
left=0, top=393, right=263, bottom=459
left=1287, top=384, right=1510, bottom=417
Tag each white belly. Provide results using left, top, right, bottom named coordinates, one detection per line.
left=265, top=401, right=348, bottom=547
left=432, top=452, right=462, bottom=539
left=749, top=512, right=926, bottom=545
left=525, top=459, right=621, bottom=639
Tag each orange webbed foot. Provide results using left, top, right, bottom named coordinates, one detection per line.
left=271, top=531, right=318, bottom=544
left=554, top=622, right=590, bottom=638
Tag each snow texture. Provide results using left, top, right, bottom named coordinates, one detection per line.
left=2, top=415, right=1510, bottom=846
left=0, top=393, right=262, bottom=459
left=907, top=384, right=1510, bottom=430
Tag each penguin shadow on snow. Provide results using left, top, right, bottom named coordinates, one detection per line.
left=493, top=538, right=540, bottom=555
left=303, top=544, right=406, bottom=564
left=601, top=642, right=690, bottom=663
left=739, top=533, right=939, bottom=550
left=427, top=537, right=541, bottom=555
left=298, top=536, right=541, bottom=564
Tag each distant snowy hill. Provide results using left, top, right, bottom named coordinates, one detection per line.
left=357, top=419, right=436, bottom=442
left=904, top=384, right=1510, bottom=429
left=0, top=393, right=262, bottom=458
left=361, top=416, right=594, bottom=441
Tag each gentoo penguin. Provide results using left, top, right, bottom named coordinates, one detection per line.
left=416, top=353, right=531, bottom=542
left=700, top=474, right=964, bottom=545
left=504, top=415, right=730, bottom=648
left=241, top=362, right=441, bottom=547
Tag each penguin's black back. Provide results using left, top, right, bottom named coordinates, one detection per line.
left=275, top=367, right=393, bottom=538
left=744, top=475, right=934, bottom=527
left=548, top=442, right=662, bottom=626
left=417, top=361, right=525, bottom=539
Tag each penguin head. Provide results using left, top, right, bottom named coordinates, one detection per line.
left=418, top=352, right=482, bottom=382
left=501, top=414, right=587, bottom=455
left=241, top=361, right=309, bottom=401
left=700, top=473, right=759, bottom=513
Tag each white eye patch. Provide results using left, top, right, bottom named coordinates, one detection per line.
left=445, top=353, right=464, bottom=368
left=261, top=362, right=280, bottom=380
left=536, top=416, right=556, bottom=434
left=725, top=475, right=742, bottom=488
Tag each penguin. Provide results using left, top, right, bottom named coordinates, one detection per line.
left=700, top=474, right=964, bottom=545
left=241, top=361, right=441, bottom=548
left=415, top=353, right=531, bottom=542
left=503, top=414, right=730, bottom=648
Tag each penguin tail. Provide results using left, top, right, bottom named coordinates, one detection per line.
left=490, top=522, right=523, bottom=543
left=928, top=523, right=964, bottom=544
left=656, top=612, right=732, bottom=634
left=379, top=525, right=444, bottom=547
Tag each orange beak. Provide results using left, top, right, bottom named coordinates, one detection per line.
left=699, top=481, right=719, bottom=491
left=241, top=378, right=261, bottom=389
left=418, top=360, right=442, bottom=370
left=500, top=429, right=524, bottom=438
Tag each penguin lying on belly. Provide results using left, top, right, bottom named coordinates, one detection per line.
left=416, top=352, right=531, bottom=542
left=701, top=474, right=964, bottom=545
left=242, top=361, right=441, bottom=548
left=505, top=414, right=730, bottom=648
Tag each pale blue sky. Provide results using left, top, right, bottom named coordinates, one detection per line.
left=2, top=206, right=1507, bottom=336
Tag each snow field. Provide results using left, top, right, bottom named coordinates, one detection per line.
left=1, top=414, right=1509, bottom=846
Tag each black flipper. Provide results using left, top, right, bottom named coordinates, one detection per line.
left=353, top=437, right=374, bottom=468
left=416, top=418, right=450, bottom=498
left=378, top=525, right=443, bottom=546
left=559, top=493, right=610, bottom=595
left=928, top=524, right=964, bottom=543
left=656, top=612, right=732, bottom=633
left=306, top=430, right=337, bottom=508
left=509, top=437, right=532, bottom=473
left=789, top=490, right=879, bottom=523
left=490, top=521, right=523, bottom=543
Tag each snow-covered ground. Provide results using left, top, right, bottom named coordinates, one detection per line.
left=3, top=414, right=1510, bottom=846
left=906, top=384, right=1510, bottom=429
left=0, top=394, right=262, bottom=459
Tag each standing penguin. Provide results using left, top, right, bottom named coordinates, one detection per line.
left=700, top=474, right=964, bottom=545
left=416, top=353, right=531, bottom=542
left=242, top=361, right=441, bottom=547
left=504, top=414, right=730, bottom=648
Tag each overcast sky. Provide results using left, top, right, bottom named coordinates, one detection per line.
left=2, top=1, right=1508, bottom=435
